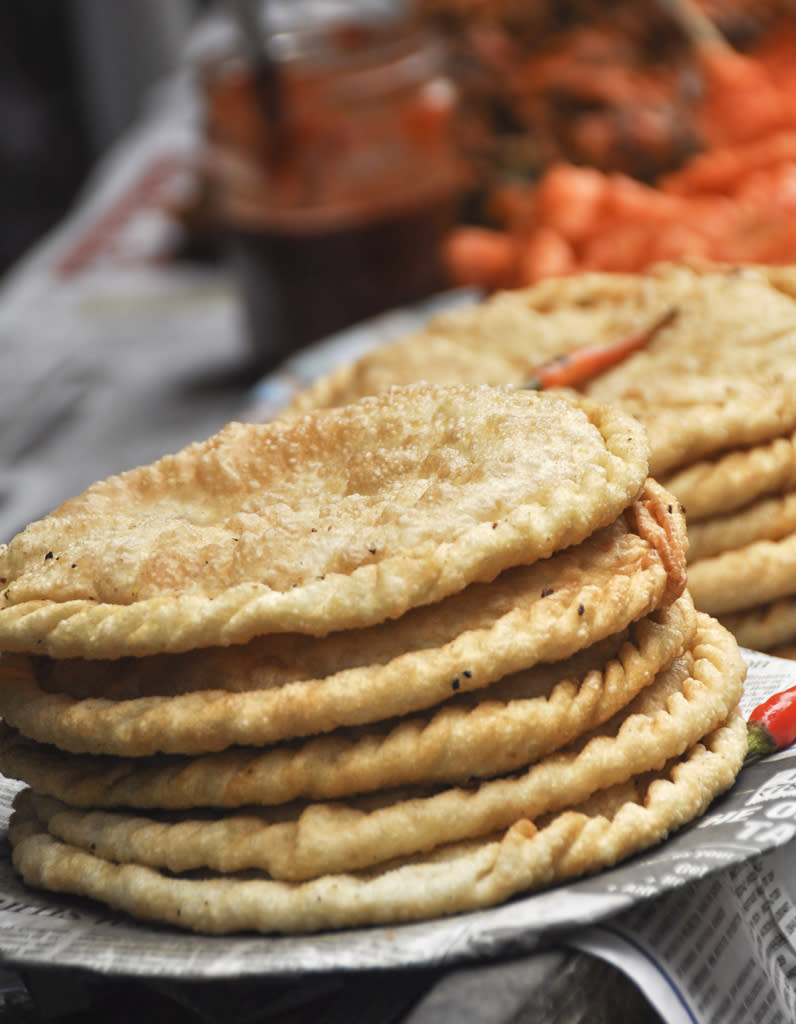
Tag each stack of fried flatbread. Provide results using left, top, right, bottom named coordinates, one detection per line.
left=0, top=384, right=746, bottom=934
left=286, top=263, right=796, bottom=658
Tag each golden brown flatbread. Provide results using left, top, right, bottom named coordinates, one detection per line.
left=0, top=595, right=697, bottom=809
left=30, top=479, right=686, bottom=705
left=19, top=611, right=743, bottom=882
left=8, top=708, right=747, bottom=935
left=718, top=596, right=796, bottom=652
left=662, top=431, right=796, bottom=525
left=0, top=485, right=687, bottom=757
left=0, top=385, right=649, bottom=659
left=284, top=265, right=796, bottom=482
left=688, top=532, right=796, bottom=617
left=606, top=376, right=796, bottom=480
left=687, top=491, right=796, bottom=563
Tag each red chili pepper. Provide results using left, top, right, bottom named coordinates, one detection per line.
left=746, top=684, right=796, bottom=762
left=523, top=307, right=679, bottom=390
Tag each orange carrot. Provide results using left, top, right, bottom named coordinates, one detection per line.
left=517, top=226, right=576, bottom=285
left=645, top=220, right=713, bottom=265
left=442, top=226, right=519, bottom=290
left=533, top=163, right=607, bottom=244
left=579, top=221, right=657, bottom=273
left=601, top=172, right=682, bottom=225
left=523, top=307, right=679, bottom=390
left=488, top=183, right=539, bottom=235
left=660, top=132, right=796, bottom=196
left=696, top=48, right=787, bottom=148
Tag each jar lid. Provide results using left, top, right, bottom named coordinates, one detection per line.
left=186, top=0, right=414, bottom=70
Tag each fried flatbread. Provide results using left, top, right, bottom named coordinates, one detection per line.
left=662, top=430, right=796, bottom=525
left=283, top=281, right=661, bottom=417
left=31, top=479, right=686, bottom=705
left=718, top=596, right=796, bottom=652
left=0, top=595, right=697, bottom=809
left=602, top=375, right=796, bottom=479
left=289, top=265, right=796, bottom=412
left=0, top=488, right=687, bottom=757
left=0, top=385, right=649, bottom=659
left=284, top=266, right=796, bottom=481
left=687, top=491, right=796, bottom=563
left=8, top=709, right=747, bottom=934
left=688, top=532, right=796, bottom=617
left=759, top=265, right=796, bottom=301
left=18, top=613, right=743, bottom=881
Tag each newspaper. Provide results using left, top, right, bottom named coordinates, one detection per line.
left=565, top=650, right=796, bottom=1024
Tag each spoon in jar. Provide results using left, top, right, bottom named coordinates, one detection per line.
left=223, top=0, right=288, bottom=164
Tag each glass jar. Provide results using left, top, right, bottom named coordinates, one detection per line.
left=197, top=6, right=466, bottom=369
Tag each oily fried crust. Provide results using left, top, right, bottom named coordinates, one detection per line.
left=14, top=612, right=744, bottom=881
left=626, top=478, right=688, bottom=605
left=687, top=491, right=796, bottom=563
left=288, top=264, right=796, bottom=415
left=718, top=595, right=796, bottom=652
left=8, top=709, right=746, bottom=935
left=0, top=595, right=697, bottom=809
left=0, top=387, right=649, bottom=659
left=662, top=430, right=796, bottom=524
left=0, top=494, right=686, bottom=757
left=285, top=266, right=796, bottom=489
left=616, top=377, right=796, bottom=480
left=282, top=333, right=523, bottom=420
left=34, top=483, right=685, bottom=705
left=688, top=531, right=796, bottom=617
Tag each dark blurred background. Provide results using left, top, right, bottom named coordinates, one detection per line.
left=0, top=0, right=205, bottom=277
left=3, top=1, right=793, bottom=282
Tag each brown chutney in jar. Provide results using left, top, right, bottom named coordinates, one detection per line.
left=199, top=15, right=466, bottom=369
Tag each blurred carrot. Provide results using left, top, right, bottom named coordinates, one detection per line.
left=696, top=47, right=788, bottom=148
left=660, top=132, right=796, bottom=195
left=579, top=222, right=658, bottom=272
left=533, top=163, right=607, bottom=244
left=663, top=0, right=789, bottom=147
left=487, top=183, right=539, bottom=235
left=645, top=220, right=713, bottom=264
left=600, top=172, right=682, bottom=224
left=442, top=226, right=519, bottom=291
left=754, top=22, right=796, bottom=95
left=517, top=226, right=577, bottom=285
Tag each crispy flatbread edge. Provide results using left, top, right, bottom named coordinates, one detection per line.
left=9, top=708, right=746, bottom=935
left=0, top=499, right=684, bottom=757
left=19, top=610, right=744, bottom=881
left=0, top=594, right=697, bottom=808
left=0, top=395, right=649, bottom=659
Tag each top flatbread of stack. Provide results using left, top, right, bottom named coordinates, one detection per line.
left=283, top=263, right=796, bottom=656
left=0, top=383, right=648, bottom=660
left=0, top=383, right=748, bottom=935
